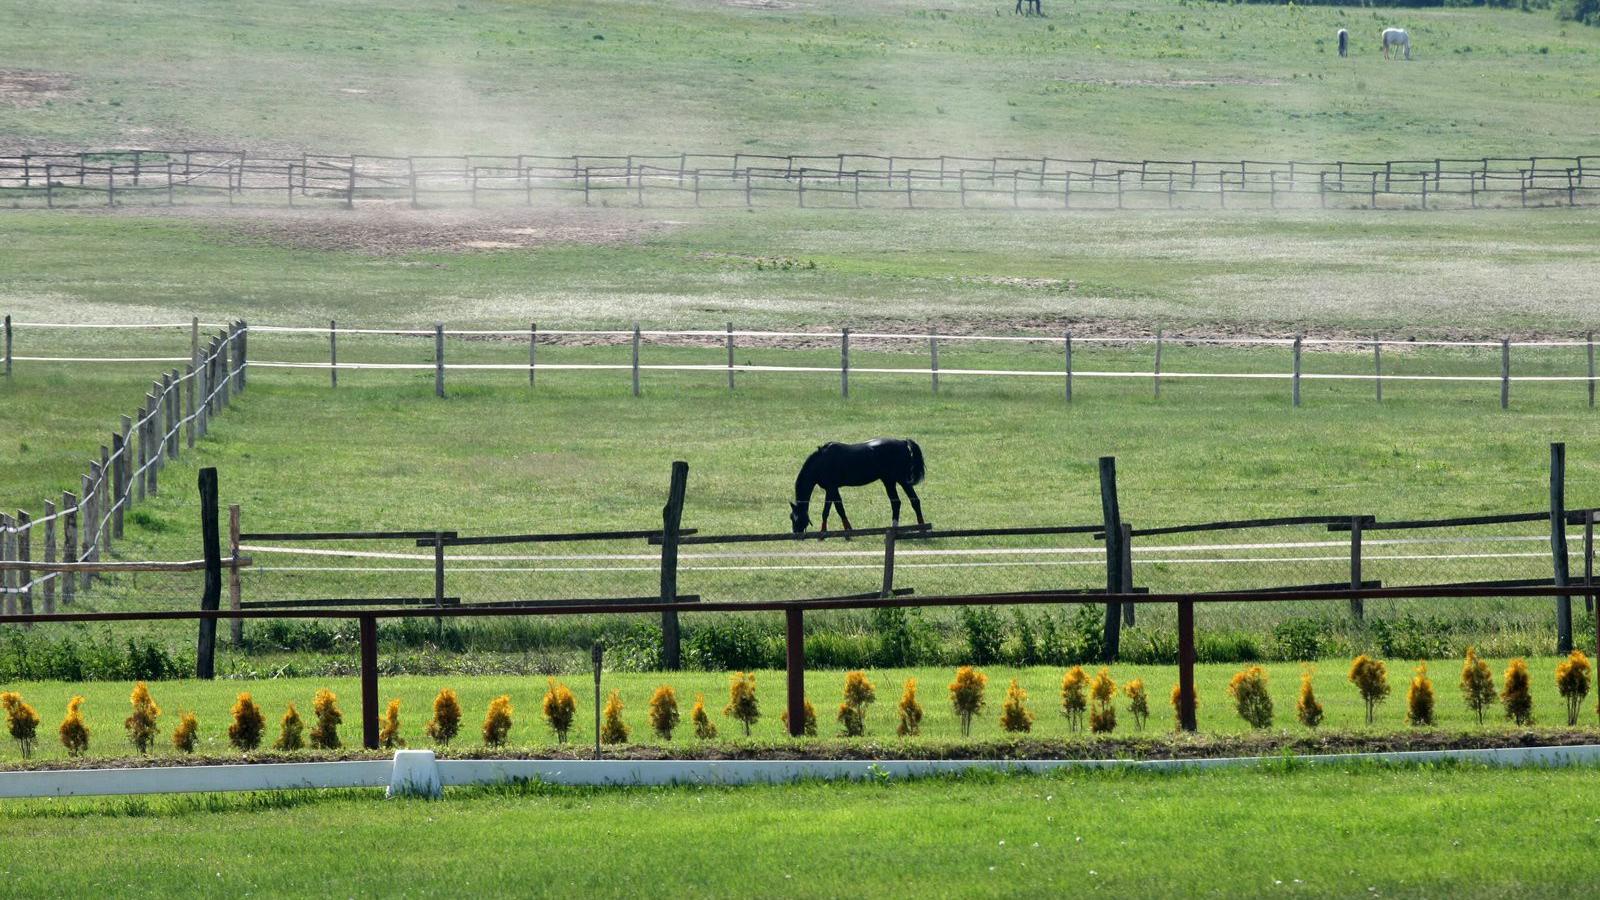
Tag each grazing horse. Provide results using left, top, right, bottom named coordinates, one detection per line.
left=1338, top=29, right=1348, bottom=58
left=1381, top=28, right=1411, bottom=60
left=790, top=438, right=926, bottom=535
left=1014, top=0, right=1041, bottom=16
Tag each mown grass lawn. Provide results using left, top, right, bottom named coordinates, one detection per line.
left=1, top=763, right=1597, bottom=897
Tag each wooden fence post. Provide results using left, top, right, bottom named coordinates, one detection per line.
left=785, top=605, right=806, bottom=738
left=1098, top=456, right=1123, bottom=663
left=61, top=491, right=76, bottom=605
left=79, top=473, right=93, bottom=591
left=726, top=322, right=735, bottom=391
left=197, top=467, right=221, bottom=680
left=229, top=504, right=243, bottom=646
left=98, top=447, right=112, bottom=558
left=840, top=327, right=850, bottom=399
left=529, top=322, right=537, bottom=387
left=659, top=461, right=689, bottom=670
left=41, top=500, right=55, bottom=614
left=1177, top=599, right=1197, bottom=731
left=1552, top=442, right=1573, bottom=654
left=1349, top=516, right=1365, bottom=621
left=929, top=325, right=939, bottom=395
left=3, top=314, right=10, bottom=377
left=1374, top=336, right=1383, bottom=403
left=144, top=393, right=159, bottom=497
left=185, top=362, right=196, bottom=449
left=0, top=515, right=11, bottom=617
left=632, top=322, right=641, bottom=397
left=1587, top=331, right=1595, bottom=409
left=1292, top=334, right=1302, bottom=408
left=1153, top=328, right=1163, bottom=399
left=163, top=371, right=177, bottom=458
left=360, top=614, right=379, bottom=749
left=1120, top=522, right=1135, bottom=627
left=1501, top=338, right=1511, bottom=410
left=434, top=323, right=445, bottom=398
left=1585, top=509, right=1595, bottom=616
left=1065, top=331, right=1073, bottom=402
left=112, top=421, right=129, bottom=538
left=881, top=523, right=898, bottom=598
left=16, top=512, right=30, bottom=617
left=330, top=320, right=338, bottom=388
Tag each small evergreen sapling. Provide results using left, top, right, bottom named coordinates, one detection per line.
left=601, top=690, right=629, bottom=744
left=1296, top=668, right=1324, bottom=729
left=1060, top=666, right=1088, bottom=732
left=1459, top=647, right=1497, bottom=726
left=1088, top=668, right=1116, bottom=734
left=173, top=712, right=199, bottom=753
left=724, top=672, right=760, bottom=736
left=1555, top=650, right=1591, bottom=726
left=649, top=685, right=680, bottom=740
left=379, top=699, right=404, bottom=749
left=782, top=698, right=818, bottom=736
left=897, top=679, right=924, bottom=737
left=1348, top=655, right=1390, bottom=725
left=59, top=696, right=90, bottom=757
left=1123, top=679, right=1148, bottom=731
left=1000, top=678, right=1034, bottom=733
left=482, top=694, right=514, bottom=747
left=228, top=692, right=264, bottom=751
left=840, top=671, right=877, bottom=734
left=1, top=692, right=40, bottom=759
left=427, top=688, right=462, bottom=745
left=1502, top=658, right=1534, bottom=726
left=542, top=678, right=576, bottom=743
left=836, top=701, right=864, bottom=737
left=124, top=682, right=161, bottom=754
left=948, top=666, right=988, bottom=737
left=1228, top=666, right=1273, bottom=729
left=310, top=689, right=343, bottom=750
left=1406, top=662, right=1435, bottom=727
left=692, top=694, right=718, bottom=739
left=275, top=703, right=305, bottom=751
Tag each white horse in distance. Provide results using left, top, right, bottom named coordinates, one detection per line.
left=1381, top=28, right=1411, bottom=60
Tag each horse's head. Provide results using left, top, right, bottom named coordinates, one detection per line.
left=789, top=501, right=811, bottom=534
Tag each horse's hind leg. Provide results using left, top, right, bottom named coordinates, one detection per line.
left=882, top=480, right=903, bottom=524
left=902, top=483, right=925, bottom=526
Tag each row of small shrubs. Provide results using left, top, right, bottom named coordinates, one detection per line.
left=1221, top=650, right=1595, bottom=730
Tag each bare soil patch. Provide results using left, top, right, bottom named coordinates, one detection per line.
left=0, top=70, right=74, bottom=108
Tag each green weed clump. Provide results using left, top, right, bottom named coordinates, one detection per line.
left=58, top=696, right=89, bottom=756
left=228, top=692, right=264, bottom=751
left=724, top=672, right=760, bottom=736
left=2, top=692, right=40, bottom=759
left=1124, top=679, right=1148, bottom=731
left=1502, top=658, right=1534, bottom=725
left=782, top=697, right=818, bottom=736
left=1229, top=666, right=1273, bottom=729
left=1000, top=679, right=1034, bottom=733
left=1296, top=668, right=1323, bottom=729
left=542, top=679, right=576, bottom=743
left=949, top=666, right=987, bottom=737
left=172, top=712, right=198, bottom=753
left=379, top=699, right=403, bottom=749
left=601, top=690, right=629, bottom=744
left=275, top=703, right=304, bottom=751
left=124, top=682, right=160, bottom=754
left=310, top=689, right=342, bottom=750
left=1060, top=666, right=1087, bottom=732
left=1555, top=650, right=1591, bottom=726
left=427, top=688, right=462, bottom=745
left=692, top=694, right=717, bottom=739
left=1088, top=668, right=1116, bottom=734
left=1348, top=655, right=1390, bottom=725
left=897, top=679, right=924, bottom=736
left=482, top=694, right=513, bottom=747
left=1407, top=663, right=1435, bottom=727
left=648, top=685, right=680, bottom=740
left=1460, top=647, right=1497, bottom=725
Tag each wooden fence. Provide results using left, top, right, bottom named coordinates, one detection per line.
left=3, top=150, right=1599, bottom=211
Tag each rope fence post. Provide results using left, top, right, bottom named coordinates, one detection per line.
left=840, top=327, right=850, bottom=398
left=136, top=403, right=148, bottom=503
left=1064, top=331, right=1073, bottom=403
left=1501, top=338, right=1511, bottom=410
left=330, top=319, right=338, bottom=388
left=726, top=321, right=736, bottom=391
left=16, top=512, right=31, bottom=618
left=60, top=491, right=76, bottom=605
left=3, top=314, right=11, bottom=377
left=434, top=323, right=445, bottom=398
left=41, top=500, right=55, bottom=615
left=632, top=322, right=641, bottom=397
left=929, top=325, right=939, bottom=395
left=1292, top=334, right=1303, bottom=408
left=112, top=421, right=128, bottom=538
left=529, top=322, right=537, bottom=387
left=1587, top=330, right=1595, bottom=409
left=79, top=472, right=94, bottom=591
left=1374, top=336, right=1383, bottom=403
left=229, top=503, right=243, bottom=646
left=0, top=515, right=12, bottom=617
left=1153, top=327, right=1163, bottom=399
left=99, top=446, right=112, bottom=559
left=145, top=392, right=159, bottom=497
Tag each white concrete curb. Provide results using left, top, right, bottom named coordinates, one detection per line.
left=1, top=744, right=1596, bottom=799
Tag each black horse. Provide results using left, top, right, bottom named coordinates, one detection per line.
left=790, top=438, right=926, bottom=535
left=1015, top=0, right=1042, bottom=15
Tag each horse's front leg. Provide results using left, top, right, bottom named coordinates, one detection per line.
left=882, top=479, right=903, bottom=525
left=902, top=482, right=926, bottom=526
left=819, top=498, right=832, bottom=538
left=829, top=490, right=854, bottom=537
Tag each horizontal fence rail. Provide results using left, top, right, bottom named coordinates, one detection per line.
left=2, top=149, right=1599, bottom=211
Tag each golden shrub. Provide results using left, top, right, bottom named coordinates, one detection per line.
left=692, top=694, right=718, bottom=739
left=1060, top=666, right=1088, bottom=732
left=781, top=697, right=818, bottom=736
left=1, top=692, right=40, bottom=759
left=1228, top=666, right=1273, bottom=729
left=724, top=672, right=760, bottom=736
left=482, top=694, right=514, bottom=747
left=836, top=701, right=865, bottom=737
left=58, top=695, right=90, bottom=757
left=1088, top=668, right=1116, bottom=734
left=310, top=688, right=343, bottom=750
left=542, top=678, right=576, bottom=743
left=1296, top=669, right=1324, bottom=729
left=840, top=671, right=877, bottom=734
left=1170, top=682, right=1200, bottom=728
left=1406, top=663, right=1435, bottom=727
left=1348, top=655, right=1390, bottom=725
left=1123, top=679, right=1149, bottom=731
left=648, top=685, right=680, bottom=740
left=173, top=712, right=199, bottom=754
left=1001, top=679, right=1034, bottom=733
left=948, top=666, right=988, bottom=737
left=124, top=681, right=161, bottom=754
left=1555, top=650, right=1591, bottom=726
left=427, top=688, right=462, bottom=745
left=897, top=679, right=924, bottom=737
left=1459, top=646, right=1497, bottom=726
left=379, top=698, right=404, bottom=749
left=1502, top=658, right=1534, bottom=726
left=275, top=702, right=305, bottom=751
left=228, top=692, right=264, bottom=751
left=601, top=690, right=630, bottom=744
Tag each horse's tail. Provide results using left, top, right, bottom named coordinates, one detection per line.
left=907, top=439, right=926, bottom=486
